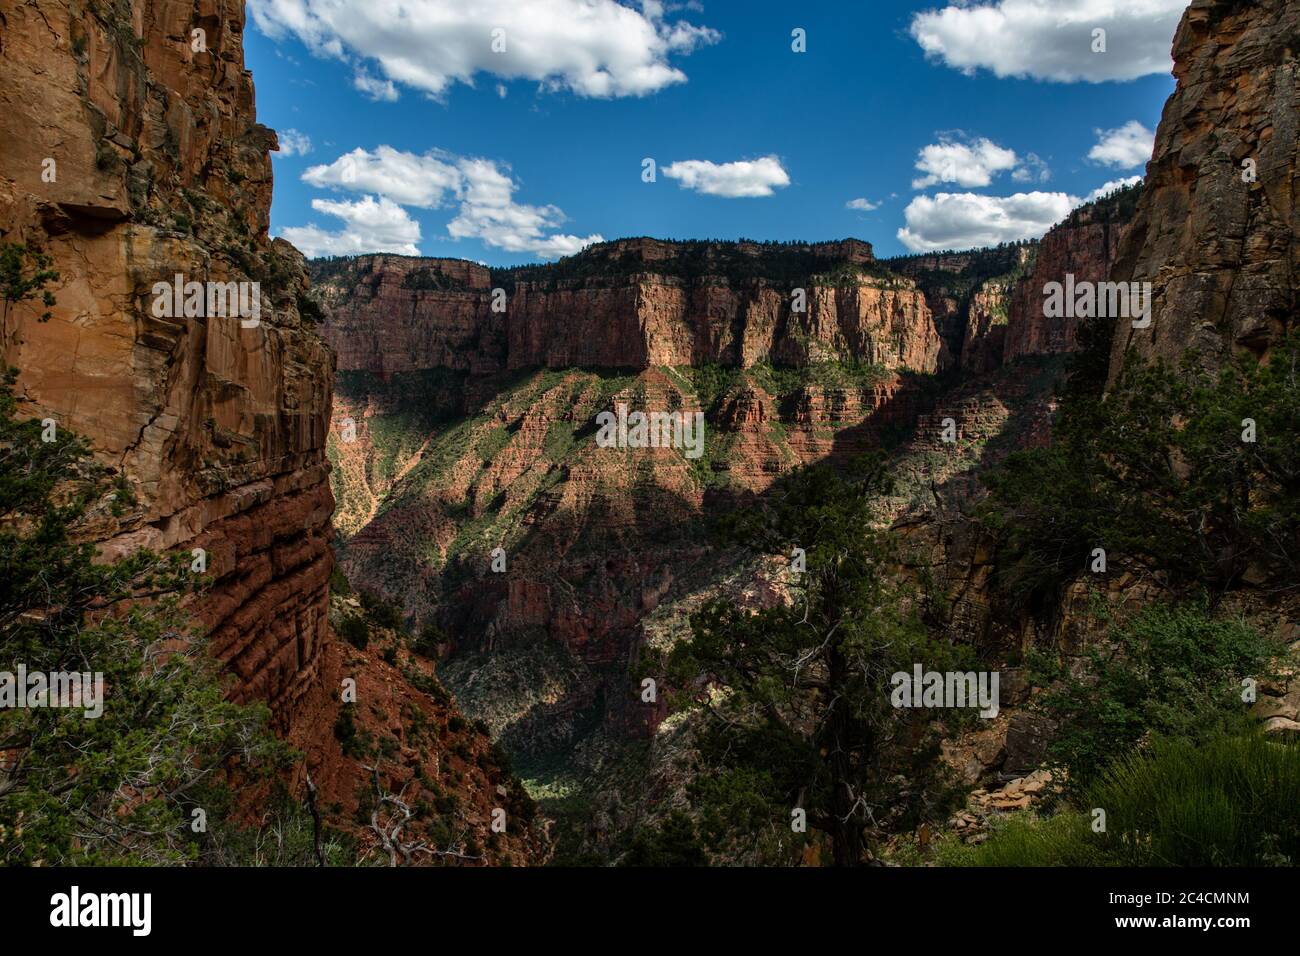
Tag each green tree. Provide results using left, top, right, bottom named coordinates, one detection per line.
left=663, top=457, right=960, bottom=866
left=982, top=332, right=1300, bottom=607
left=1028, top=602, right=1273, bottom=787
left=0, top=371, right=287, bottom=864
left=619, top=810, right=708, bottom=867
left=0, top=243, right=59, bottom=326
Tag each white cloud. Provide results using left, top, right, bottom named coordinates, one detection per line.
left=248, top=0, right=720, bottom=100
left=289, top=146, right=601, bottom=259
left=1088, top=121, right=1155, bottom=168
left=281, top=196, right=422, bottom=257
left=353, top=69, right=399, bottom=102
left=302, top=146, right=462, bottom=208
left=910, top=0, right=1187, bottom=83
left=446, top=158, right=603, bottom=257
left=912, top=137, right=1019, bottom=189
left=1085, top=175, right=1142, bottom=202
left=275, top=129, right=312, bottom=157
left=897, top=191, right=1079, bottom=252
left=662, top=156, right=790, bottom=198
left=846, top=198, right=879, bottom=212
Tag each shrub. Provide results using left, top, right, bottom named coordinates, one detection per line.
left=413, top=621, right=445, bottom=658
left=946, top=733, right=1300, bottom=866
left=0, top=371, right=287, bottom=865
left=338, top=614, right=370, bottom=650
left=1029, top=603, right=1273, bottom=788
left=359, top=589, right=406, bottom=633
left=981, top=332, right=1300, bottom=607
left=329, top=565, right=352, bottom=596
left=620, top=811, right=709, bottom=867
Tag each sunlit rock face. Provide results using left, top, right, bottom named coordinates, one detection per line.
left=1108, top=0, right=1299, bottom=380
left=0, top=0, right=334, bottom=723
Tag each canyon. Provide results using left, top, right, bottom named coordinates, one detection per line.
left=313, top=189, right=1141, bottom=854
left=0, top=0, right=1294, bottom=865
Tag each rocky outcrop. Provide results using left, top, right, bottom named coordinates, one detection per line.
left=961, top=281, right=1011, bottom=375
left=313, top=256, right=502, bottom=378
left=313, top=239, right=944, bottom=378
left=886, top=245, right=1032, bottom=372
left=1108, top=0, right=1298, bottom=378
left=1004, top=197, right=1133, bottom=364
left=0, top=0, right=334, bottom=723
left=0, top=0, right=551, bottom=865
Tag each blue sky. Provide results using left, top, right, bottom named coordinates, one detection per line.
left=245, top=0, right=1185, bottom=266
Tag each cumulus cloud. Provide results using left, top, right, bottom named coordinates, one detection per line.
left=1012, top=152, right=1051, bottom=183
left=1088, top=121, right=1155, bottom=168
left=912, top=137, right=1019, bottom=189
left=248, top=0, right=720, bottom=100
left=281, top=196, right=422, bottom=257
left=446, top=158, right=603, bottom=257
left=897, top=191, right=1079, bottom=252
left=661, top=156, right=790, bottom=198
left=1086, top=175, right=1142, bottom=202
left=909, top=0, right=1187, bottom=83
left=275, top=129, right=312, bottom=157
left=302, top=146, right=462, bottom=208
left=288, top=145, right=601, bottom=259
left=846, top=198, right=879, bottom=212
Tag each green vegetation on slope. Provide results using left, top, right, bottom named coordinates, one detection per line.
left=981, top=329, right=1300, bottom=608
left=943, top=733, right=1300, bottom=866
left=654, top=456, right=971, bottom=866
left=0, top=371, right=297, bottom=865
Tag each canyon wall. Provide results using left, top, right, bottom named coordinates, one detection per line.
left=1109, top=0, right=1298, bottom=378
left=0, top=0, right=549, bottom=863
left=314, top=238, right=945, bottom=378
left=0, top=0, right=334, bottom=721
left=1003, top=206, right=1129, bottom=364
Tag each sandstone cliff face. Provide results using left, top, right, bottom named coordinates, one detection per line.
left=0, top=0, right=334, bottom=722
left=1004, top=204, right=1130, bottom=364
left=1, top=0, right=548, bottom=864
left=313, top=256, right=503, bottom=378
left=886, top=245, right=1032, bottom=373
left=961, top=281, right=1011, bottom=375
left=314, top=239, right=944, bottom=378
left=1109, top=0, right=1298, bottom=378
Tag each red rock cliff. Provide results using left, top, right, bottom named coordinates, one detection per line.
left=1004, top=200, right=1132, bottom=364
left=0, top=0, right=334, bottom=723
left=314, top=238, right=945, bottom=377
left=1109, top=0, right=1298, bottom=378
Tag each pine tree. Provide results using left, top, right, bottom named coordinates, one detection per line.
left=0, top=369, right=288, bottom=864
left=664, top=456, right=958, bottom=865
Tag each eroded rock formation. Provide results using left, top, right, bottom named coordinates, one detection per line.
left=0, top=0, right=334, bottom=722
left=1004, top=199, right=1133, bottom=365
left=314, top=238, right=945, bottom=378
left=1108, top=0, right=1298, bottom=377
left=0, top=0, right=547, bottom=863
